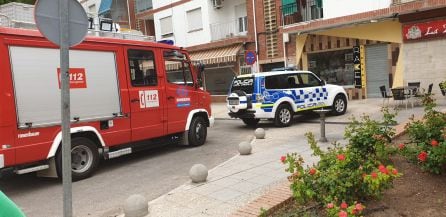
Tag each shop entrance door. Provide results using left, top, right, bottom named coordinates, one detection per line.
left=365, top=44, right=389, bottom=98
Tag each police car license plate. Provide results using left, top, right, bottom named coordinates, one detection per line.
left=229, top=99, right=239, bottom=105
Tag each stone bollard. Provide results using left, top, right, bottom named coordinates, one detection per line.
left=238, top=141, right=252, bottom=155
left=189, top=164, right=208, bottom=183
left=123, top=194, right=149, bottom=217
left=254, top=128, right=265, bottom=139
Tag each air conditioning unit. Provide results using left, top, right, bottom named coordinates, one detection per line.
left=212, top=0, right=223, bottom=9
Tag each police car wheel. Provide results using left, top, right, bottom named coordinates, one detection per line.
left=332, top=95, right=347, bottom=115
left=56, top=137, right=100, bottom=181
left=188, top=116, right=207, bottom=146
left=242, top=118, right=260, bottom=127
left=274, top=104, right=293, bottom=127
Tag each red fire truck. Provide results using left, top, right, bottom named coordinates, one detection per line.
left=0, top=27, right=214, bottom=180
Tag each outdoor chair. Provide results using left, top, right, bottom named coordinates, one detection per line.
left=379, top=85, right=392, bottom=106
left=408, top=82, right=421, bottom=96
left=426, top=83, right=433, bottom=95
left=391, top=88, right=411, bottom=109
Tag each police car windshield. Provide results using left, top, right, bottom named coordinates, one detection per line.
left=230, top=77, right=254, bottom=94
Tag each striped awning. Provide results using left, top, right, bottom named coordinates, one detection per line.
left=189, top=44, right=243, bottom=65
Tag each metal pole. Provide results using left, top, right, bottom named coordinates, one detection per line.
left=319, top=111, right=327, bottom=142
left=59, top=0, right=72, bottom=216
left=126, top=0, right=132, bottom=29
left=252, top=0, right=259, bottom=73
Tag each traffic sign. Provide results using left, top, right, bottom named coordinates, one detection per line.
left=245, top=51, right=256, bottom=65
left=35, top=0, right=88, bottom=47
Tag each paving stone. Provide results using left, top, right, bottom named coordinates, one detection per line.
left=228, top=180, right=262, bottom=193
left=208, top=188, right=244, bottom=202
left=189, top=183, right=225, bottom=196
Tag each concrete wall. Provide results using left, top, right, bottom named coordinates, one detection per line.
left=403, top=39, right=446, bottom=95
left=322, top=0, right=392, bottom=19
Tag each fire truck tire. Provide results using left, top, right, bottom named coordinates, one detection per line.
left=188, top=116, right=207, bottom=146
left=56, top=137, right=100, bottom=181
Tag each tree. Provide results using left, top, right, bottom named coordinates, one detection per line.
left=0, top=0, right=36, bottom=5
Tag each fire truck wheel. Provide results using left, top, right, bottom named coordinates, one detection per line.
left=188, top=116, right=207, bottom=146
left=56, top=137, right=100, bottom=181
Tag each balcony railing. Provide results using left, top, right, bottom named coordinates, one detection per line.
left=210, top=18, right=248, bottom=41
left=280, top=0, right=323, bottom=26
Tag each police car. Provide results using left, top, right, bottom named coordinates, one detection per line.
left=227, top=71, right=348, bottom=127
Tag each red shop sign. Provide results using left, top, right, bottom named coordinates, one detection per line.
left=403, top=19, right=446, bottom=42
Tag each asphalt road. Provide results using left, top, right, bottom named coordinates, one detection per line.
left=0, top=120, right=256, bottom=217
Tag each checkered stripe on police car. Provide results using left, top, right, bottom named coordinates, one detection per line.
left=294, top=88, right=328, bottom=103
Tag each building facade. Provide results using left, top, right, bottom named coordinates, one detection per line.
left=281, top=0, right=446, bottom=98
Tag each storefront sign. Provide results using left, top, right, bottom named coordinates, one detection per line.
left=353, top=46, right=362, bottom=88
left=403, top=19, right=446, bottom=42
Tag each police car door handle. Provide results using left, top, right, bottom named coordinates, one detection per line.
left=131, top=98, right=140, bottom=103
left=167, top=96, right=175, bottom=100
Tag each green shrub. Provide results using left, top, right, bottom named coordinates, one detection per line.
left=402, top=95, right=446, bottom=174
left=282, top=108, right=401, bottom=215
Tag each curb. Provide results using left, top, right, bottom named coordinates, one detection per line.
left=229, top=114, right=421, bottom=217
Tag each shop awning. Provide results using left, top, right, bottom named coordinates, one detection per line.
left=98, top=0, right=113, bottom=16
left=190, top=44, right=243, bottom=65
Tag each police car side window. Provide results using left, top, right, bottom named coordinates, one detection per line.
left=299, top=73, right=322, bottom=87
left=164, top=50, right=194, bottom=86
left=265, top=75, right=289, bottom=89
left=128, top=49, right=158, bottom=87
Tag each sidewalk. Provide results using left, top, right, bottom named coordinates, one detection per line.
left=147, top=97, right=446, bottom=217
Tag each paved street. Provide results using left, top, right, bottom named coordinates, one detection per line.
left=0, top=118, right=254, bottom=217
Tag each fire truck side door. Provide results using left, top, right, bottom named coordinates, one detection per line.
left=126, top=49, right=166, bottom=141
left=162, top=50, right=196, bottom=134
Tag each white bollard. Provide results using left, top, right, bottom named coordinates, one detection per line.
left=189, top=164, right=208, bottom=183
left=254, top=128, right=265, bottom=139
left=123, top=194, right=149, bottom=217
left=238, top=141, right=252, bottom=155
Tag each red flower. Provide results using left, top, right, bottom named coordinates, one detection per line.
left=418, top=151, right=428, bottom=162
left=431, top=139, right=439, bottom=147
left=280, top=156, right=286, bottom=163
left=355, top=203, right=364, bottom=212
left=327, top=203, right=334, bottom=209
left=338, top=210, right=348, bottom=217
left=309, top=168, right=317, bottom=175
left=337, top=154, right=346, bottom=161
left=340, top=201, right=348, bottom=209
left=392, top=168, right=398, bottom=175
left=371, top=172, right=378, bottom=179
left=398, top=143, right=405, bottom=150
left=378, top=165, right=388, bottom=174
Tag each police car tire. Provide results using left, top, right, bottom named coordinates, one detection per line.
left=332, top=95, right=347, bottom=115
left=274, top=104, right=293, bottom=127
left=188, top=116, right=207, bottom=146
left=242, top=118, right=260, bottom=127
left=55, top=137, right=99, bottom=181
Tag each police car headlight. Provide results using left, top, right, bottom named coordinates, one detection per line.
left=255, top=93, right=264, bottom=103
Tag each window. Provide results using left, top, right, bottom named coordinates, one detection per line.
left=235, top=4, right=247, bottom=33
left=187, top=8, right=203, bottom=32
left=298, top=73, right=322, bottom=87
left=160, top=16, right=173, bottom=37
left=164, top=50, right=194, bottom=86
left=128, top=49, right=157, bottom=87
left=265, top=75, right=288, bottom=89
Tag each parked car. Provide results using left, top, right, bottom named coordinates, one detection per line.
left=226, top=71, right=348, bottom=127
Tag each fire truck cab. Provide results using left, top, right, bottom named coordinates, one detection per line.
left=0, top=27, right=214, bottom=180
